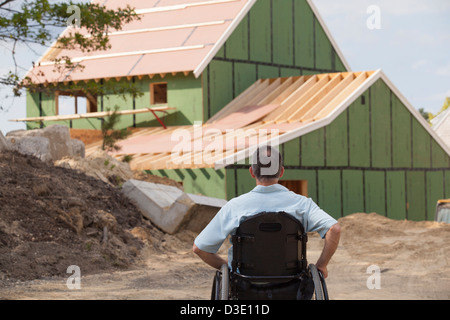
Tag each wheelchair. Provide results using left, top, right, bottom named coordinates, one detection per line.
left=211, top=211, right=329, bottom=300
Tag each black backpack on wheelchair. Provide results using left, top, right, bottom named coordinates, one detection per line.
left=211, top=211, right=328, bottom=300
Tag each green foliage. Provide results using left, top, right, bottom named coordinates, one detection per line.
left=0, top=0, right=140, bottom=97
left=101, top=105, right=131, bottom=152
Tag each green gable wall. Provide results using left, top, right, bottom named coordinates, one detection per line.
left=226, top=78, right=450, bottom=221
left=145, top=168, right=227, bottom=200
left=202, top=0, right=348, bottom=120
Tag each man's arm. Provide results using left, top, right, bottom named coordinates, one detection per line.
left=315, top=223, right=341, bottom=278
left=192, top=244, right=228, bottom=270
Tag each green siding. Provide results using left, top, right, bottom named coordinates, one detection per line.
left=325, top=111, right=348, bottom=166
left=282, top=138, right=300, bottom=166
left=342, top=170, right=364, bottom=216
left=234, top=63, right=257, bottom=98
left=386, top=171, right=406, bottom=220
left=364, top=171, right=386, bottom=216
left=203, top=0, right=346, bottom=122
left=226, top=15, right=249, bottom=61
left=294, top=0, right=314, bottom=68
left=146, top=168, right=226, bottom=200
left=348, top=91, right=370, bottom=167
left=205, top=60, right=233, bottom=119
left=301, top=128, right=324, bottom=166
left=314, top=17, right=333, bottom=70
left=317, top=170, right=341, bottom=218
left=273, top=0, right=294, bottom=66
left=426, top=171, right=444, bottom=221
left=391, top=94, right=411, bottom=168
left=412, top=117, right=431, bottom=168
left=406, top=171, right=426, bottom=221
left=249, top=0, right=272, bottom=63
left=370, top=81, right=391, bottom=168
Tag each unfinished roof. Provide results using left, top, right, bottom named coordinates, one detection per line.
left=25, top=0, right=256, bottom=84
left=84, top=69, right=450, bottom=170
left=25, top=0, right=350, bottom=84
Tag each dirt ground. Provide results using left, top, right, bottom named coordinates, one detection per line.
left=0, top=151, right=449, bottom=300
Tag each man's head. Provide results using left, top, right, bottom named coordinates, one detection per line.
left=249, top=145, right=284, bottom=185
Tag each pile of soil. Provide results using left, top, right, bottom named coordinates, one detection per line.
left=0, top=150, right=157, bottom=285
left=55, top=150, right=183, bottom=189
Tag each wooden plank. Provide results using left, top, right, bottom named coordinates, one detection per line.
left=386, top=171, right=406, bottom=220
left=257, top=77, right=294, bottom=105
left=246, top=78, right=282, bottom=106
left=266, top=75, right=319, bottom=122
left=262, top=75, right=313, bottom=121
left=11, top=106, right=174, bottom=122
left=290, top=73, right=343, bottom=121
left=310, top=72, right=354, bottom=120
left=312, top=72, right=367, bottom=120
left=207, top=79, right=266, bottom=123
left=285, top=75, right=331, bottom=121
left=342, top=170, right=364, bottom=216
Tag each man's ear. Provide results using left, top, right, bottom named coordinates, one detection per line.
left=279, top=166, right=285, bottom=178
left=249, top=166, right=256, bottom=179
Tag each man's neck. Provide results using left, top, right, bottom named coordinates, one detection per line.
left=256, top=179, right=279, bottom=187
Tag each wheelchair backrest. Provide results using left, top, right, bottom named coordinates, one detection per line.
left=231, top=211, right=307, bottom=277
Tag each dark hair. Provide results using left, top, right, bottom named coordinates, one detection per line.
left=250, top=145, right=283, bottom=181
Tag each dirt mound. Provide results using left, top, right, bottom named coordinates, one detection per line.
left=55, top=150, right=183, bottom=189
left=55, top=150, right=134, bottom=186
left=0, top=150, right=157, bottom=285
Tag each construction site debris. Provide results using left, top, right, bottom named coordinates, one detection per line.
left=6, top=125, right=85, bottom=162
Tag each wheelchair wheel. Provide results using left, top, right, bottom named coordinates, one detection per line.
left=309, top=264, right=328, bottom=300
left=211, top=264, right=229, bottom=300
left=219, top=264, right=229, bottom=300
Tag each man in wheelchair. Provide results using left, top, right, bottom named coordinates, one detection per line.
left=193, top=145, right=341, bottom=300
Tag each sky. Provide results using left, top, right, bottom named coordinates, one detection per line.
left=1, top=0, right=449, bottom=135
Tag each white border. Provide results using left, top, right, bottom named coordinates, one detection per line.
left=214, top=69, right=450, bottom=169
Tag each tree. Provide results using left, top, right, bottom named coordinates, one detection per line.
left=418, top=108, right=430, bottom=121
left=101, top=105, right=131, bottom=152
left=0, top=0, right=141, bottom=101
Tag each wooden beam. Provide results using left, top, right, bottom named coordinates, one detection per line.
left=289, top=73, right=343, bottom=121
left=10, top=106, right=175, bottom=122
left=313, top=72, right=368, bottom=120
